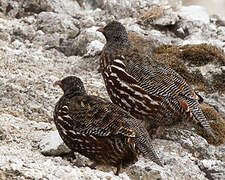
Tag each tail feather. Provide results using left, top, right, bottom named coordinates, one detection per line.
left=133, top=132, right=163, bottom=167
left=136, top=139, right=163, bottom=167
left=126, top=118, right=163, bottom=167
left=185, top=98, right=217, bottom=141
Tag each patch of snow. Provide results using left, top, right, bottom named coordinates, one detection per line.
left=178, top=5, right=210, bottom=24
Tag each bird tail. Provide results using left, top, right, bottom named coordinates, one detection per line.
left=132, top=127, right=163, bottom=167
left=134, top=137, right=163, bottom=167
left=125, top=118, right=163, bottom=166
left=180, top=97, right=217, bottom=141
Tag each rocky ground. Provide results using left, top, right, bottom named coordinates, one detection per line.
left=0, top=0, right=225, bottom=179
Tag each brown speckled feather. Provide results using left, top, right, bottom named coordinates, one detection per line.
left=53, top=76, right=162, bottom=175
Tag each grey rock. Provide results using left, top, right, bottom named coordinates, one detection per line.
left=210, top=14, right=225, bottom=27
left=159, top=128, right=213, bottom=159
left=33, top=32, right=63, bottom=49
left=35, top=12, right=80, bottom=52
left=1, top=0, right=81, bottom=18
left=198, top=159, right=225, bottom=180
left=0, top=127, right=6, bottom=140
left=149, top=7, right=180, bottom=26
left=84, top=40, right=104, bottom=57
left=12, top=22, right=36, bottom=41
left=59, top=26, right=104, bottom=56
left=204, top=93, right=225, bottom=119
left=36, top=12, right=80, bottom=35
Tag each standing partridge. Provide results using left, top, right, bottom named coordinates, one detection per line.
left=53, top=76, right=162, bottom=175
left=97, top=21, right=216, bottom=140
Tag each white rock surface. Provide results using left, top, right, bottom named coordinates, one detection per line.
left=85, top=40, right=104, bottom=57
left=40, top=131, right=71, bottom=156
left=178, top=5, right=210, bottom=23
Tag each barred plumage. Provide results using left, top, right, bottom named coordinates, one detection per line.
left=98, top=21, right=216, bottom=140
left=53, top=76, right=162, bottom=175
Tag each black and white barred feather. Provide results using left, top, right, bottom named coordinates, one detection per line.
left=99, top=21, right=216, bottom=140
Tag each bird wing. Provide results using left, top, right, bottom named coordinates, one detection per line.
left=109, top=47, right=199, bottom=102
left=68, top=95, right=136, bottom=137
left=126, top=55, right=199, bottom=101
left=117, top=54, right=215, bottom=140
left=56, top=95, right=163, bottom=166
left=72, top=96, right=163, bottom=166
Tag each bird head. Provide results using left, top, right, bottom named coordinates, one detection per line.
left=54, top=76, right=86, bottom=96
left=97, top=21, right=129, bottom=47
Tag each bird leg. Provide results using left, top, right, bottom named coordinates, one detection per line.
left=116, top=161, right=122, bottom=176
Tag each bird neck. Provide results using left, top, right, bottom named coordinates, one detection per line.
left=105, top=39, right=131, bottom=52
left=64, top=88, right=87, bottom=98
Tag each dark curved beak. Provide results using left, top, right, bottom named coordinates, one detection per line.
left=53, top=80, right=62, bottom=87
left=97, top=28, right=104, bottom=33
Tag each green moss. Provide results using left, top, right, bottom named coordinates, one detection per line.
left=153, top=46, right=209, bottom=92
left=200, top=104, right=223, bottom=121
left=195, top=120, right=225, bottom=146
left=152, top=45, right=188, bottom=76
left=152, top=44, right=225, bottom=94
left=128, top=31, right=155, bottom=54
left=211, top=70, right=225, bottom=95
left=153, top=45, right=180, bottom=56
left=193, top=104, right=225, bottom=146
left=187, top=70, right=213, bottom=92
left=153, top=44, right=225, bottom=67
left=180, top=44, right=225, bottom=66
